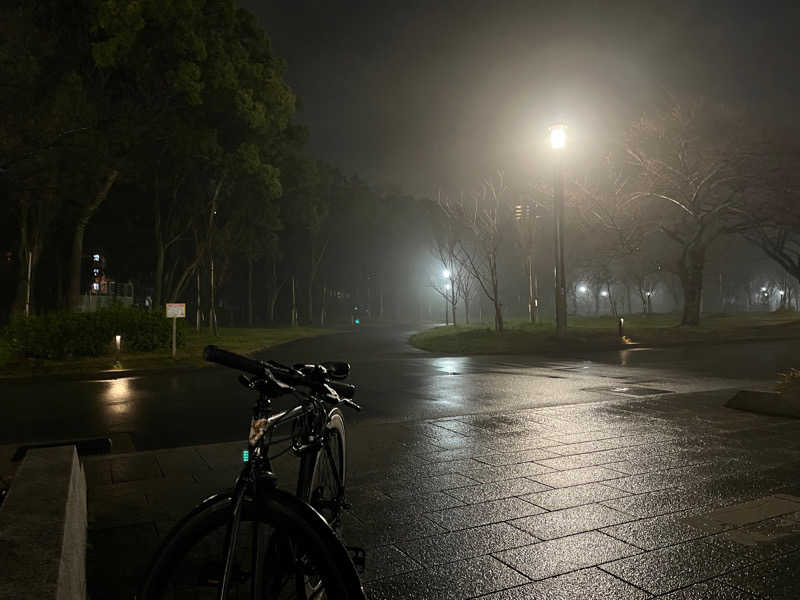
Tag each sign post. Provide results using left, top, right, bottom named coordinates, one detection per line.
left=165, top=303, right=186, bottom=358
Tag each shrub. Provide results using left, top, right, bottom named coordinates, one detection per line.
left=778, top=368, right=800, bottom=399
left=5, top=305, right=185, bottom=359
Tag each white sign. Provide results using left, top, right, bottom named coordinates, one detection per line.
left=166, top=303, right=186, bottom=318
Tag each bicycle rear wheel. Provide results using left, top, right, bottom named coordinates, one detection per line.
left=298, top=408, right=346, bottom=529
left=139, top=488, right=364, bottom=599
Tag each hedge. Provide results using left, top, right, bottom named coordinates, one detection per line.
left=5, top=305, right=185, bottom=359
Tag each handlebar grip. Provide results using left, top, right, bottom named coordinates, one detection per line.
left=203, top=345, right=267, bottom=377
left=329, top=381, right=356, bottom=400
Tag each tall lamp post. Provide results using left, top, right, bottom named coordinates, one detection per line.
left=550, top=124, right=568, bottom=337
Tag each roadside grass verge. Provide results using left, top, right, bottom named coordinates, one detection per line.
left=0, top=326, right=334, bottom=379
left=410, top=312, right=800, bottom=355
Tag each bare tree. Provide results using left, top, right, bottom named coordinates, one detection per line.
left=441, top=173, right=508, bottom=332
left=625, top=98, right=750, bottom=326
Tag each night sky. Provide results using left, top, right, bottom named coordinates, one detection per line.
left=245, top=1, right=800, bottom=195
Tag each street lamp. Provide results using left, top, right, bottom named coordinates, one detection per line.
left=578, top=285, right=587, bottom=294
left=550, top=124, right=568, bottom=338
left=442, top=269, right=451, bottom=279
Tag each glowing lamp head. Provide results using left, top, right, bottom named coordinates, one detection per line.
left=600, top=290, right=609, bottom=297
left=442, top=269, right=451, bottom=279
left=550, top=124, right=566, bottom=150
left=578, top=286, right=587, bottom=293
left=761, top=286, right=768, bottom=292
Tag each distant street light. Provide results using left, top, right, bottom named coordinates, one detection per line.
left=761, top=286, right=768, bottom=292
left=443, top=269, right=451, bottom=279
left=578, top=285, right=587, bottom=294
left=600, top=290, right=609, bottom=297
left=550, top=124, right=568, bottom=338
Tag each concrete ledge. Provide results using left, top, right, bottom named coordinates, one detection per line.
left=726, top=389, right=800, bottom=418
left=0, top=445, right=87, bottom=599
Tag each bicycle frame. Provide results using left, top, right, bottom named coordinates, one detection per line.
left=215, top=391, right=337, bottom=598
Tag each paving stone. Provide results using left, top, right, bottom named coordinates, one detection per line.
left=479, top=567, right=650, bottom=599
left=364, top=555, right=529, bottom=600
left=703, top=517, right=800, bottom=562
left=601, top=488, right=702, bottom=518
left=375, top=473, right=478, bottom=497
left=601, top=463, right=717, bottom=494
left=494, top=531, right=640, bottom=580
left=522, top=483, right=630, bottom=510
left=360, top=544, right=421, bottom=582
left=87, top=523, right=159, bottom=598
left=473, top=448, right=561, bottom=466
left=488, top=436, right=564, bottom=452
left=398, top=458, right=486, bottom=478
left=110, top=454, right=163, bottom=483
left=601, top=509, right=730, bottom=551
left=600, top=539, right=744, bottom=595
left=603, top=452, right=710, bottom=475
left=398, top=522, right=538, bottom=566
left=530, top=466, right=624, bottom=488
left=511, top=503, right=635, bottom=540
left=417, top=448, right=489, bottom=462
left=722, top=550, right=800, bottom=598
left=698, top=494, right=800, bottom=526
left=426, top=497, right=545, bottom=531
left=84, top=458, right=112, bottom=486
left=659, top=580, right=756, bottom=599
left=155, top=447, right=210, bottom=477
left=342, top=513, right=446, bottom=548
left=445, top=478, right=551, bottom=504
left=352, top=493, right=463, bottom=526
left=459, top=461, right=555, bottom=483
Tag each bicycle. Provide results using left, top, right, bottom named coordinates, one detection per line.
left=138, top=345, right=366, bottom=599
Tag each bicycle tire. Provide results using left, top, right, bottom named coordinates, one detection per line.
left=138, top=488, right=365, bottom=600
left=298, top=408, right=346, bottom=529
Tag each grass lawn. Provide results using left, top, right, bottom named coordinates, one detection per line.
left=409, top=311, right=800, bottom=355
left=0, top=326, right=335, bottom=379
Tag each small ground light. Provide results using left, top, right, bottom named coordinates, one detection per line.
left=115, top=335, right=121, bottom=351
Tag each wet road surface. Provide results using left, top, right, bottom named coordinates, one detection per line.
left=1, top=325, right=797, bottom=451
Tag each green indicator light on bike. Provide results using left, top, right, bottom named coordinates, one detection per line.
left=242, top=449, right=249, bottom=463
left=354, top=319, right=360, bottom=324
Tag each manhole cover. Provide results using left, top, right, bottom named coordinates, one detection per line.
left=583, top=385, right=674, bottom=397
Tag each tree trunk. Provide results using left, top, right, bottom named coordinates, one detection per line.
left=678, top=245, right=706, bottom=326
left=67, top=170, right=118, bottom=311
left=247, top=254, right=254, bottom=327
left=154, top=243, right=165, bottom=309
left=464, top=293, right=470, bottom=324
left=210, top=256, right=218, bottom=335
left=494, top=300, right=504, bottom=333
left=291, top=276, right=298, bottom=327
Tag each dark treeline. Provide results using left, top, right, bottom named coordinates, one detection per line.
left=0, top=0, right=430, bottom=327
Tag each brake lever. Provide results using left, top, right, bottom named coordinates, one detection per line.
left=341, top=398, right=362, bottom=411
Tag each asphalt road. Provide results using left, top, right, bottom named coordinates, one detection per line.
left=1, top=324, right=797, bottom=452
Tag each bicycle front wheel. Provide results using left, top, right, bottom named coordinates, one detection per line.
left=298, top=408, right=346, bottom=529
left=139, top=488, right=364, bottom=600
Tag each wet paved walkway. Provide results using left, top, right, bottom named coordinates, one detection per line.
left=87, top=388, right=800, bottom=599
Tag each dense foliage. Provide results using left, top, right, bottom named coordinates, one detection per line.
left=5, top=306, right=184, bottom=359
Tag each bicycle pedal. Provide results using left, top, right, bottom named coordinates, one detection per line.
left=346, top=545, right=366, bottom=574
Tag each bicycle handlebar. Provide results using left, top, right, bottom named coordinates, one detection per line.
left=203, top=345, right=268, bottom=377
left=203, top=345, right=357, bottom=402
